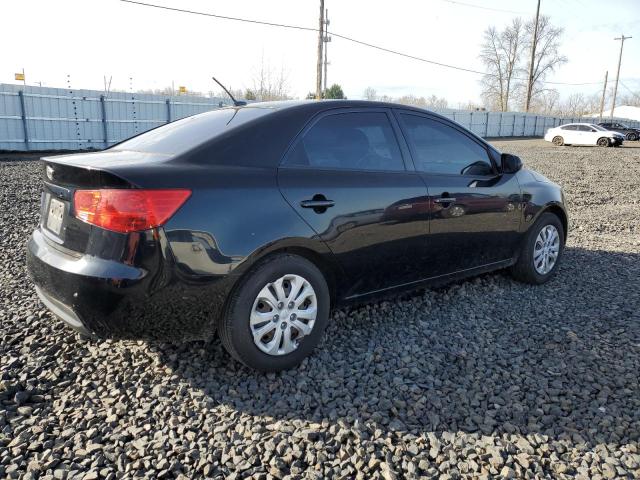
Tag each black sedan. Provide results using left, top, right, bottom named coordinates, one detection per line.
left=597, top=121, right=640, bottom=141
left=27, top=100, right=568, bottom=372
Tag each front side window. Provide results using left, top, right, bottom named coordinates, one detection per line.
left=284, top=112, right=405, bottom=171
left=399, top=114, right=494, bottom=176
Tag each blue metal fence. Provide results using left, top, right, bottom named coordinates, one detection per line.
left=0, top=83, right=228, bottom=151
left=1, top=83, right=639, bottom=151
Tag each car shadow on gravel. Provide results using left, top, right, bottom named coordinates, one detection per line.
left=149, top=246, right=640, bottom=448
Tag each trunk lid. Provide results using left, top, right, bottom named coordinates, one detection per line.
left=39, top=150, right=160, bottom=254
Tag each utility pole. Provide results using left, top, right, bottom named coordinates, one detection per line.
left=524, top=0, right=541, bottom=112
left=323, top=9, right=331, bottom=93
left=599, top=71, right=608, bottom=120
left=316, top=0, right=325, bottom=100
left=610, top=35, right=632, bottom=118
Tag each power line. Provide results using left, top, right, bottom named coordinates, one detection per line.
left=118, top=0, right=621, bottom=87
left=620, top=81, right=640, bottom=100
left=120, top=0, right=317, bottom=32
left=439, top=0, right=527, bottom=15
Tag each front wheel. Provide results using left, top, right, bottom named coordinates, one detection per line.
left=597, top=137, right=610, bottom=147
left=219, top=253, right=330, bottom=372
left=510, top=212, right=565, bottom=285
left=626, top=132, right=638, bottom=141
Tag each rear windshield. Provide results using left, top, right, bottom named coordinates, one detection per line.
left=110, top=107, right=272, bottom=155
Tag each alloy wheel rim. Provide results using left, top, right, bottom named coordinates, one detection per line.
left=533, top=225, right=560, bottom=275
left=250, top=274, right=317, bottom=356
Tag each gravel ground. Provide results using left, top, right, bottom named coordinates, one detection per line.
left=1, top=140, right=639, bottom=479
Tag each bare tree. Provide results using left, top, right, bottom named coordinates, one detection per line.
left=249, top=56, right=291, bottom=101
left=479, top=19, right=525, bottom=112
left=620, top=90, right=640, bottom=107
left=530, top=89, right=560, bottom=114
left=458, top=100, right=484, bottom=111
left=397, top=94, right=426, bottom=106
left=426, top=94, right=448, bottom=110
left=363, top=87, right=378, bottom=100
left=521, top=15, right=567, bottom=110
left=555, top=92, right=600, bottom=117
left=361, top=88, right=447, bottom=109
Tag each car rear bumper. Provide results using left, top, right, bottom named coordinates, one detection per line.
left=26, top=228, right=230, bottom=341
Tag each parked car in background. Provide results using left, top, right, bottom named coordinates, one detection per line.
left=545, top=123, right=624, bottom=147
left=597, top=121, right=640, bottom=141
left=28, top=100, right=568, bottom=372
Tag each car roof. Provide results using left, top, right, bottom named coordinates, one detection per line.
left=235, top=99, right=448, bottom=118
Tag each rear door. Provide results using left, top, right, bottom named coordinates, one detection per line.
left=396, top=111, right=521, bottom=276
left=278, top=109, right=430, bottom=297
left=561, top=125, right=579, bottom=143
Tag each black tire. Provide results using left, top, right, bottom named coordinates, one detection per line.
left=219, top=253, right=330, bottom=372
left=597, top=137, right=610, bottom=147
left=552, top=136, right=564, bottom=146
left=626, top=132, right=638, bottom=141
left=510, top=212, right=565, bottom=285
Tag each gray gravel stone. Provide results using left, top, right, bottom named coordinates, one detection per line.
left=1, top=141, right=639, bottom=479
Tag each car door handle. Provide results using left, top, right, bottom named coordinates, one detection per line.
left=434, top=197, right=456, bottom=204
left=300, top=199, right=335, bottom=209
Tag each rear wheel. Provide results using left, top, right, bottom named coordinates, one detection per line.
left=626, top=132, right=638, bottom=141
left=597, top=137, right=610, bottom=147
left=552, top=136, right=564, bottom=146
left=219, top=253, right=330, bottom=372
left=510, top=212, right=564, bottom=285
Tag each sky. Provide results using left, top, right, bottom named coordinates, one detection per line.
left=2, top=0, right=639, bottom=106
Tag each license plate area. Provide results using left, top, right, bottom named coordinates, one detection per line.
left=45, top=195, right=66, bottom=237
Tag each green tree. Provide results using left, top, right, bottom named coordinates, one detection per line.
left=324, top=84, right=346, bottom=99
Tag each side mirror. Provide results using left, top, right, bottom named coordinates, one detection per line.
left=501, top=153, right=523, bottom=174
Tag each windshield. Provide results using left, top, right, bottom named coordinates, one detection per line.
left=110, top=107, right=272, bottom=155
left=591, top=125, right=608, bottom=131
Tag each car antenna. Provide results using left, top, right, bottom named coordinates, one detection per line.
left=212, top=76, right=246, bottom=107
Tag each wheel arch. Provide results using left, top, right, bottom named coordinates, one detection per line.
left=538, top=203, right=569, bottom=241
left=228, top=241, right=342, bottom=310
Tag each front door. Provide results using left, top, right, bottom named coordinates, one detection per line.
left=396, top=111, right=522, bottom=277
left=278, top=109, right=430, bottom=297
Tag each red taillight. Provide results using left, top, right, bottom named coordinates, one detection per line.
left=73, top=189, right=191, bottom=233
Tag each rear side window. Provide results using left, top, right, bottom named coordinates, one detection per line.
left=111, top=107, right=270, bottom=155
left=399, top=114, right=493, bottom=176
left=284, top=112, right=405, bottom=171
left=561, top=125, right=577, bottom=130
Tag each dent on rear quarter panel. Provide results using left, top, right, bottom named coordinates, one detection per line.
left=161, top=166, right=331, bottom=280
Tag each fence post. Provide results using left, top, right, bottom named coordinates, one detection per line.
left=166, top=99, right=172, bottom=123
left=534, top=115, right=538, bottom=137
left=484, top=111, right=489, bottom=137
left=498, top=112, right=503, bottom=136
left=512, top=114, right=517, bottom=136
left=100, top=95, right=109, bottom=148
left=18, top=90, right=30, bottom=151
left=470, top=111, right=473, bottom=133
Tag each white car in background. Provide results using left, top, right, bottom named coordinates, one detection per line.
left=544, top=123, right=624, bottom=147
